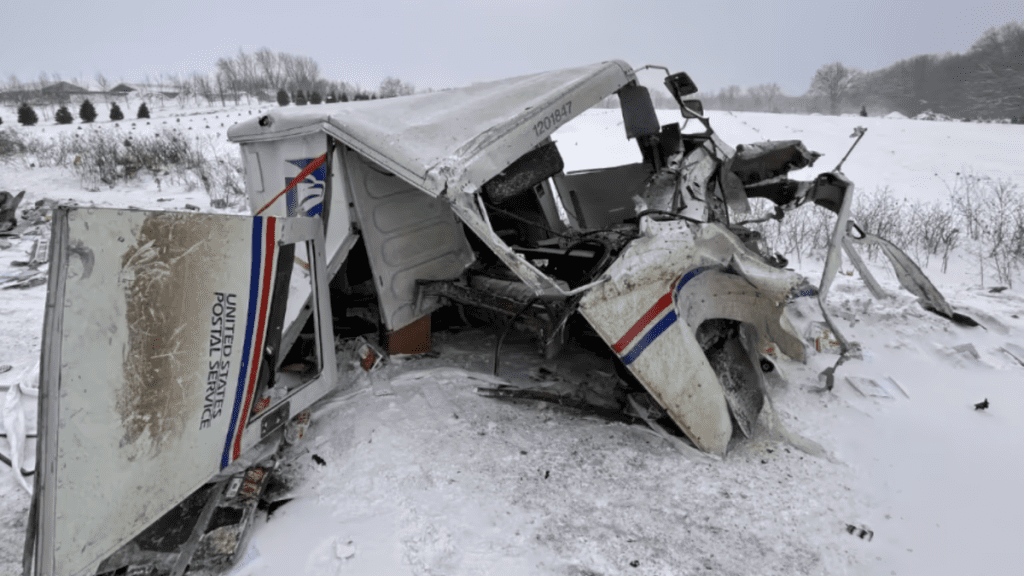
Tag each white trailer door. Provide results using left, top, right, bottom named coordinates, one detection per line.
left=28, top=207, right=336, bottom=576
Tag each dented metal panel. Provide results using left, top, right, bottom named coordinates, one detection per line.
left=579, top=221, right=805, bottom=456
left=342, top=147, right=475, bottom=330
left=32, top=208, right=335, bottom=576
left=228, top=61, right=636, bottom=198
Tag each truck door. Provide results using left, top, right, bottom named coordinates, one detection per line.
left=26, top=207, right=337, bottom=576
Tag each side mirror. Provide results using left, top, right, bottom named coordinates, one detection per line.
left=680, top=99, right=704, bottom=118
left=617, top=83, right=661, bottom=139
left=664, top=72, right=698, bottom=100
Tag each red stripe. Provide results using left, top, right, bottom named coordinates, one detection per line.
left=233, top=217, right=277, bottom=459
left=255, top=154, right=326, bottom=216
left=612, top=291, right=674, bottom=353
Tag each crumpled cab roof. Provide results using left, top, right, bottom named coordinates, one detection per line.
left=228, top=60, right=636, bottom=197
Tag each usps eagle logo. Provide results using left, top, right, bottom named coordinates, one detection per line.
left=284, top=158, right=326, bottom=217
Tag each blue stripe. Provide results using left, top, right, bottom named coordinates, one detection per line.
left=621, top=311, right=678, bottom=365
left=222, top=217, right=263, bottom=468
left=674, top=267, right=707, bottom=297
left=619, top=267, right=706, bottom=366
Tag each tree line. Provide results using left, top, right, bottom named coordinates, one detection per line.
left=1, top=47, right=418, bottom=112
left=852, top=21, right=1023, bottom=119
left=687, top=20, right=1024, bottom=120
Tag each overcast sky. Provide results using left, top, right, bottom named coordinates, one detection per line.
left=3, top=0, right=1022, bottom=95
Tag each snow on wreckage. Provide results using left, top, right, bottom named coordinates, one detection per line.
left=22, top=60, right=979, bottom=575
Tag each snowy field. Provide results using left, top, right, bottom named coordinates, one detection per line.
left=1, top=102, right=1023, bottom=575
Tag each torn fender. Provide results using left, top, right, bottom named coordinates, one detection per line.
left=579, top=221, right=805, bottom=455
left=674, top=269, right=804, bottom=363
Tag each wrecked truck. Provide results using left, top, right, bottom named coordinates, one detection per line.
left=25, top=60, right=970, bottom=576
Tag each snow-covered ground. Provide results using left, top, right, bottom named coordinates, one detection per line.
left=1, top=103, right=1022, bottom=575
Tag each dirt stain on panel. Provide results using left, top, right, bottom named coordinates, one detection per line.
left=116, top=212, right=219, bottom=453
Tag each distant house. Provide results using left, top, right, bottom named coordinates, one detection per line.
left=109, top=83, right=136, bottom=94
left=41, top=81, right=87, bottom=95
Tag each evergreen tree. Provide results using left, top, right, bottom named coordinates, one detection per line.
left=137, top=102, right=150, bottom=119
left=55, top=106, right=74, bottom=124
left=324, top=92, right=337, bottom=104
left=340, top=93, right=349, bottom=102
left=79, top=99, right=97, bottom=123
left=294, top=90, right=307, bottom=105
left=17, top=103, right=38, bottom=126
left=109, top=102, right=124, bottom=121
left=310, top=91, right=323, bottom=104
left=276, top=88, right=290, bottom=106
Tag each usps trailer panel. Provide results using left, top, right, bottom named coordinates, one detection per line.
left=31, top=207, right=336, bottom=576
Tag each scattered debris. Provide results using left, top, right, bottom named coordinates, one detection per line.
left=952, top=343, right=981, bottom=360
left=183, top=203, right=201, bottom=211
left=806, top=322, right=843, bottom=354
left=0, top=190, right=26, bottom=232
left=845, top=524, right=874, bottom=541
left=999, top=343, right=1024, bottom=367
left=0, top=364, right=10, bottom=374
left=1, top=270, right=46, bottom=290
left=356, top=337, right=385, bottom=372
left=0, top=450, right=34, bottom=477
left=334, top=540, right=356, bottom=561
left=974, top=398, right=989, bottom=411
left=475, top=385, right=645, bottom=425
left=626, top=394, right=717, bottom=462
left=887, top=376, right=910, bottom=399
left=988, top=286, right=1008, bottom=294
left=257, top=498, right=293, bottom=519
left=19, top=197, right=59, bottom=226
left=282, top=409, right=312, bottom=445
left=29, top=235, right=50, bottom=266
left=312, top=454, right=326, bottom=466
left=845, top=376, right=894, bottom=399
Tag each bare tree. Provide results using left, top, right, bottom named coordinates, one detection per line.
left=235, top=48, right=258, bottom=103
left=215, top=72, right=228, bottom=106
left=36, top=72, right=53, bottom=120
left=293, top=55, right=320, bottom=93
left=216, top=57, right=241, bottom=104
left=192, top=73, right=216, bottom=105
left=378, top=76, right=415, bottom=98
left=810, top=62, right=859, bottom=115
left=254, top=47, right=282, bottom=92
left=95, top=73, right=110, bottom=104
left=3, top=75, right=20, bottom=104
left=278, top=52, right=298, bottom=92
left=748, top=83, right=782, bottom=112
left=172, top=74, right=191, bottom=108
left=716, top=85, right=742, bottom=110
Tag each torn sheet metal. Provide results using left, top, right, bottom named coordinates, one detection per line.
left=579, top=222, right=805, bottom=455
left=844, top=223, right=955, bottom=318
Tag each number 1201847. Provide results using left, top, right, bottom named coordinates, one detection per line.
left=532, top=101, right=572, bottom=137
